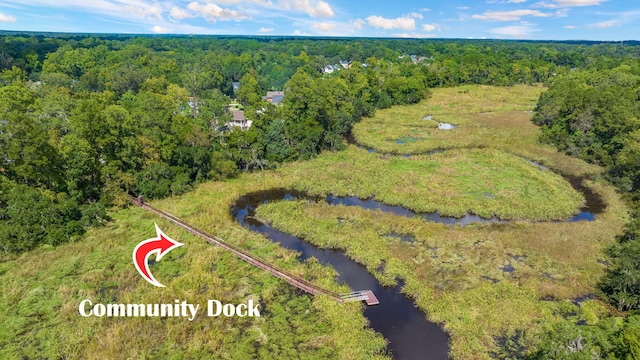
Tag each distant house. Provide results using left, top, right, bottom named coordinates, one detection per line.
left=263, top=91, right=285, bottom=106
left=325, top=61, right=363, bottom=74
left=27, top=81, right=42, bottom=90
left=187, top=96, right=196, bottom=109
left=232, top=81, right=240, bottom=93
left=324, top=65, right=336, bottom=74
left=226, top=110, right=252, bottom=131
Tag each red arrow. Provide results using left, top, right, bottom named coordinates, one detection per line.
left=133, top=223, right=184, bottom=287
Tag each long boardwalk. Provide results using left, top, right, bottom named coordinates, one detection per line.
left=132, top=197, right=378, bottom=306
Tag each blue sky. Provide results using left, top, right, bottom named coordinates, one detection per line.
left=0, top=0, right=637, bottom=40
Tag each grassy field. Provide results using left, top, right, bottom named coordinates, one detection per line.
left=0, top=85, right=628, bottom=360
left=352, top=85, right=604, bottom=178
left=0, top=202, right=388, bottom=359
left=352, top=85, right=543, bottom=154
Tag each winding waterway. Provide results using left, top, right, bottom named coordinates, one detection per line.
left=229, top=147, right=605, bottom=360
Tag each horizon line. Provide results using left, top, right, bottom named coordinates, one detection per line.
left=0, top=29, right=636, bottom=43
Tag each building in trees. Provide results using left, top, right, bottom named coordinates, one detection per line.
left=263, top=91, right=284, bottom=105
left=226, top=110, right=252, bottom=131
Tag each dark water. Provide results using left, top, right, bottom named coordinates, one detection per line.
left=326, top=195, right=504, bottom=226
left=326, top=191, right=600, bottom=224
left=231, top=189, right=451, bottom=360
left=500, top=262, right=515, bottom=273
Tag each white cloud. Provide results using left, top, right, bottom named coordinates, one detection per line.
left=258, top=27, right=274, bottom=32
left=564, top=25, right=575, bottom=28
left=150, top=25, right=170, bottom=33
left=422, top=23, right=440, bottom=31
left=0, top=0, right=264, bottom=35
left=281, top=0, right=334, bottom=18
left=366, top=15, right=416, bottom=30
left=489, top=25, right=539, bottom=38
left=590, top=20, right=620, bottom=28
left=127, top=3, right=162, bottom=20
left=311, top=21, right=335, bottom=32
left=419, top=8, right=432, bottom=12
left=0, top=0, right=156, bottom=24
left=534, top=0, right=605, bottom=8
left=407, top=12, right=423, bottom=19
left=0, top=12, right=16, bottom=22
left=351, top=18, right=365, bottom=30
left=393, top=32, right=437, bottom=39
left=170, top=7, right=193, bottom=20
left=472, top=9, right=552, bottom=21
left=458, top=6, right=470, bottom=10
left=292, top=29, right=310, bottom=36
left=187, top=2, right=249, bottom=22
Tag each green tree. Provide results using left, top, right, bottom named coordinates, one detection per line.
left=236, top=71, right=262, bottom=107
left=599, top=239, right=640, bottom=311
left=0, top=85, right=62, bottom=189
left=60, top=133, right=102, bottom=201
left=265, top=119, right=291, bottom=164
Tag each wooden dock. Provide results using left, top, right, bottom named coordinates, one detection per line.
left=341, top=290, right=380, bottom=306
left=132, top=197, right=379, bottom=306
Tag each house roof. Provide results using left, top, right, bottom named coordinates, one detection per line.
left=271, top=94, right=284, bottom=105
left=232, top=110, right=246, bottom=121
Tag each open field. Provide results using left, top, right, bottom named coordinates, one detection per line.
left=0, top=85, right=628, bottom=360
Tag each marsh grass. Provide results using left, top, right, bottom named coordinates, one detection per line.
left=352, top=85, right=603, bottom=178
left=0, top=205, right=388, bottom=360
left=282, top=146, right=584, bottom=221
left=1, top=85, right=628, bottom=360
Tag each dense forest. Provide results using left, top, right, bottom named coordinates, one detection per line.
left=2, top=34, right=640, bottom=357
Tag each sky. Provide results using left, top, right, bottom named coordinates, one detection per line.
left=0, top=0, right=637, bottom=41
